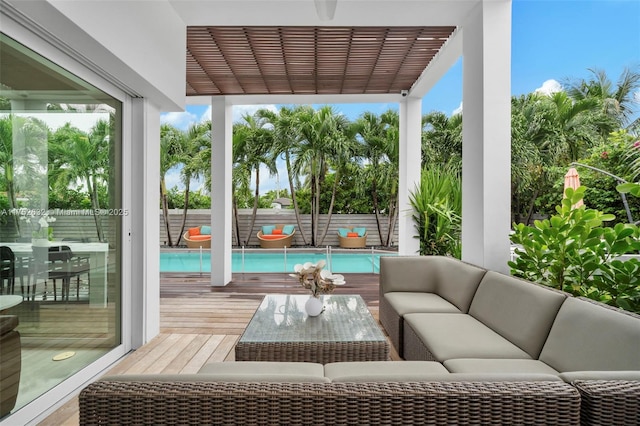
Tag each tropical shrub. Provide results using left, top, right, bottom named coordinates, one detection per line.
left=509, top=186, right=640, bottom=313
left=409, top=165, right=461, bottom=258
left=575, top=130, right=640, bottom=223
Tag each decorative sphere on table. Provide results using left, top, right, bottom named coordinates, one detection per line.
left=305, top=296, right=324, bottom=317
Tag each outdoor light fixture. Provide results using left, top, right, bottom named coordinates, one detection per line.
left=314, top=0, right=337, bottom=20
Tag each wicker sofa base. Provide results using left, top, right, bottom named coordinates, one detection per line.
left=379, top=295, right=404, bottom=358
left=573, top=380, right=640, bottom=426
left=403, top=320, right=437, bottom=361
left=235, top=341, right=389, bottom=363
left=80, top=380, right=580, bottom=425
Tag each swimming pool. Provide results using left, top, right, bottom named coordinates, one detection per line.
left=160, top=250, right=398, bottom=274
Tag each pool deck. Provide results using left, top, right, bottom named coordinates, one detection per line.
left=160, top=271, right=381, bottom=305
left=41, top=271, right=387, bottom=425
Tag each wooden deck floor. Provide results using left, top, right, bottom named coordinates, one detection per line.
left=38, top=272, right=392, bottom=425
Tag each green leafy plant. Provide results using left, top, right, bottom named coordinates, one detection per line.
left=409, top=165, right=461, bottom=258
left=509, top=186, right=640, bottom=312
left=592, top=258, right=640, bottom=312
left=617, top=182, right=640, bottom=198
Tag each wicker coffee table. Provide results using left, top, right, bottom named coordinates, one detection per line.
left=235, top=294, right=389, bottom=363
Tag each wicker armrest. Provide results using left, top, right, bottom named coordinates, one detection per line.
left=572, top=380, right=640, bottom=426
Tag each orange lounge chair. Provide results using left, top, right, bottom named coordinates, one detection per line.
left=183, top=226, right=211, bottom=249
left=337, top=227, right=367, bottom=248
left=257, top=224, right=295, bottom=248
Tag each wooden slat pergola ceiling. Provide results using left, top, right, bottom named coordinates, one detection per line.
left=186, top=26, right=456, bottom=96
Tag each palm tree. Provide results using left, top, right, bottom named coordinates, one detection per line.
left=421, top=111, right=462, bottom=169
left=159, top=124, right=183, bottom=246
left=232, top=123, right=252, bottom=245
left=176, top=121, right=210, bottom=245
left=235, top=113, right=277, bottom=245
left=353, top=111, right=388, bottom=244
left=378, top=110, right=400, bottom=246
left=543, top=91, right=600, bottom=163
left=0, top=115, right=47, bottom=235
left=510, top=94, right=551, bottom=224
left=292, top=105, right=351, bottom=246
left=49, top=120, right=110, bottom=241
left=354, top=109, right=400, bottom=246
left=258, top=106, right=309, bottom=245
left=566, top=67, right=640, bottom=132
left=317, top=122, right=358, bottom=245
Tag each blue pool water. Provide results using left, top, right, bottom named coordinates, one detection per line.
left=160, top=251, right=397, bottom=273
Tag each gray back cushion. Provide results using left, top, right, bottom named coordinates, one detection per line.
left=469, top=272, right=567, bottom=358
left=380, top=256, right=486, bottom=312
left=540, top=297, right=640, bottom=372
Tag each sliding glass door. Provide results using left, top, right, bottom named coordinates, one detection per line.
left=0, top=33, right=122, bottom=419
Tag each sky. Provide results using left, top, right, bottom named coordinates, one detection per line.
left=160, top=0, right=640, bottom=194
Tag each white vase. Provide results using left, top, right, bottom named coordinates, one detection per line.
left=305, top=295, right=324, bottom=317
left=31, top=238, right=49, bottom=247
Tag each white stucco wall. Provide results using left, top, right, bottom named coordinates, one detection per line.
left=5, top=0, right=186, bottom=111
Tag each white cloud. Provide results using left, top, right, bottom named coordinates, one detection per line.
left=196, top=104, right=278, bottom=125
left=160, top=111, right=199, bottom=130
left=535, top=79, right=563, bottom=96
left=200, top=105, right=212, bottom=123
left=233, top=104, right=277, bottom=123
left=452, top=102, right=463, bottom=116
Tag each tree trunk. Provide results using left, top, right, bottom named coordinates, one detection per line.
left=88, top=176, right=105, bottom=242
left=160, top=179, right=173, bottom=246
left=7, top=174, right=20, bottom=237
left=245, top=169, right=260, bottom=245
left=286, top=152, right=308, bottom=245
left=310, top=174, right=317, bottom=246
left=524, top=188, right=540, bottom=226
left=385, top=194, right=399, bottom=246
left=232, top=194, right=241, bottom=246
left=177, top=179, right=191, bottom=246
left=371, top=180, right=384, bottom=243
left=318, top=171, right=339, bottom=245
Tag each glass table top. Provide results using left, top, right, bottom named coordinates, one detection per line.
left=240, top=294, right=386, bottom=343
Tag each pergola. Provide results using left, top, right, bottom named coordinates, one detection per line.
left=173, top=0, right=513, bottom=285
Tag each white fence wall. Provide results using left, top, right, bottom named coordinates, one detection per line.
left=160, top=209, right=400, bottom=247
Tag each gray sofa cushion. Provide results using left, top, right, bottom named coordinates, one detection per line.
left=325, top=360, right=561, bottom=383
left=324, top=361, right=448, bottom=382
left=198, top=361, right=323, bottom=376
left=384, top=292, right=461, bottom=316
left=559, top=371, right=640, bottom=382
left=539, top=297, right=640, bottom=372
left=444, top=358, right=559, bottom=375
left=404, top=313, right=531, bottom=361
left=331, top=372, right=562, bottom=383
left=101, top=373, right=330, bottom=383
left=195, top=361, right=329, bottom=382
left=468, top=272, right=567, bottom=358
left=380, top=256, right=486, bottom=312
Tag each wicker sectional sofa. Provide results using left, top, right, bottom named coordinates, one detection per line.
left=379, top=255, right=640, bottom=425
left=80, top=361, right=581, bottom=425
left=77, top=255, right=640, bottom=425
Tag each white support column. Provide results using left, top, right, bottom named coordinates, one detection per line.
left=398, top=97, right=422, bottom=255
left=131, top=98, right=160, bottom=346
left=210, top=97, right=233, bottom=285
left=461, top=1, right=512, bottom=273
